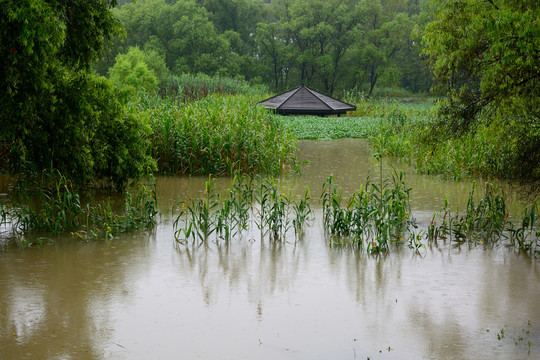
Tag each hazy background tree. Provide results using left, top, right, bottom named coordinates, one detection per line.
left=99, top=0, right=433, bottom=95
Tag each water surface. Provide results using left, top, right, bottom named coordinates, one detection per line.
left=1, top=139, right=538, bottom=359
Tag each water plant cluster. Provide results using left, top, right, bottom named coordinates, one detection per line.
left=429, top=182, right=540, bottom=254
left=171, top=170, right=539, bottom=255
left=173, top=175, right=312, bottom=243
left=135, top=93, right=300, bottom=176
left=276, top=116, right=380, bottom=140
left=321, top=171, right=418, bottom=254
left=0, top=171, right=158, bottom=246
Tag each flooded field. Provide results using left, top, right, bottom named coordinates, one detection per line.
left=1, top=139, right=539, bottom=359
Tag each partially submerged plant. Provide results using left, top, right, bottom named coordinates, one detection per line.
left=1, top=170, right=158, bottom=245
left=173, top=175, right=312, bottom=244
left=321, top=169, right=417, bottom=254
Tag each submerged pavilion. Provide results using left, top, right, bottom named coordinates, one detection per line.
left=259, top=85, right=356, bottom=116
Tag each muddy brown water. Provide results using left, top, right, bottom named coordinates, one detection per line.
left=1, top=139, right=539, bottom=359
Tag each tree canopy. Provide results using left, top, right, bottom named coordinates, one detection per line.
left=1, top=0, right=154, bottom=188
left=96, top=0, right=432, bottom=95
left=422, top=0, right=540, bottom=181
left=423, top=0, right=539, bottom=130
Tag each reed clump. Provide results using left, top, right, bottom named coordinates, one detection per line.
left=163, top=73, right=267, bottom=101
left=173, top=175, right=312, bottom=243
left=321, top=171, right=418, bottom=254
left=428, top=183, right=539, bottom=254
left=137, top=93, right=300, bottom=176
left=0, top=170, right=158, bottom=245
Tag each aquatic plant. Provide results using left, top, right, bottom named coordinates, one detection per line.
left=164, top=73, right=267, bottom=100
left=1, top=170, right=158, bottom=245
left=276, top=115, right=380, bottom=140
left=173, top=175, right=312, bottom=244
left=136, top=93, right=300, bottom=176
left=506, top=201, right=540, bottom=254
left=428, top=182, right=508, bottom=244
left=321, top=169, right=416, bottom=254
left=427, top=182, right=539, bottom=254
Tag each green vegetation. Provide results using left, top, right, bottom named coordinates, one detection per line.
left=1, top=0, right=157, bottom=243
left=96, top=0, right=432, bottom=96
left=164, top=73, right=268, bottom=100
left=1, top=0, right=538, bottom=246
left=135, top=93, right=300, bottom=176
left=276, top=116, right=380, bottom=140
left=321, top=171, right=416, bottom=254
left=109, top=46, right=169, bottom=94
left=421, top=0, right=540, bottom=184
left=0, top=171, right=158, bottom=246
left=1, top=0, right=154, bottom=189
left=173, top=175, right=312, bottom=243
left=428, top=183, right=539, bottom=254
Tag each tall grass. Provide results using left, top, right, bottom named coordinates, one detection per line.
left=428, top=182, right=539, bottom=254
left=163, top=73, right=267, bottom=101
left=321, top=169, right=417, bottom=254
left=135, top=93, right=300, bottom=176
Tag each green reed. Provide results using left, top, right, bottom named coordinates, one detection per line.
left=428, top=182, right=508, bottom=244
left=506, top=201, right=540, bottom=254
left=427, top=183, right=539, bottom=254
left=321, top=168, right=416, bottom=254
left=164, top=73, right=267, bottom=101
left=136, top=93, right=300, bottom=176
left=1, top=170, right=157, bottom=245
left=173, top=175, right=312, bottom=244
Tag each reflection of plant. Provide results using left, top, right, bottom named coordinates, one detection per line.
left=173, top=175, right=312, bottom=244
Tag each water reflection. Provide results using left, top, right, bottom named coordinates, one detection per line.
left=0, top=230, right=156, bottom=359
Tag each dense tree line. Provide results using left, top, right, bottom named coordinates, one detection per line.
left=422, top=0, right=539, bottom=184
left=96, top=0, right=433, bottom=95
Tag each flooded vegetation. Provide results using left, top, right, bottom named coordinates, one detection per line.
left=2, top=140, right=539, bottom=360
left=2, top=1, right=538, bottom=359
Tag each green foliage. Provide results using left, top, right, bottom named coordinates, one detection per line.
left=104, top=0, right=432, bottom=95
left=173, top=175, right=312, bottom=243
left=164, top=73, right=267, bottom=100
left=321, top=169, right=416, bottom=254
left=422, top=0, right=540, bottom=181
left=1, top=170, right=157, bottom=244
left=281, top=0, right=361, bottom=94
left=1, top=0, right=153, bottom=189
left=276, top=116, right=380, bottom=140
left=109, top=46, right=169, bottom=93
left=428, top=182, right=508, bottom=243
left=113, top=0, right=247, bottom=77
left=134, top=93, right=299, bottom=176
left=427, top=182, right=540, bottom=254
left=349, top=1, right=415, bottom=95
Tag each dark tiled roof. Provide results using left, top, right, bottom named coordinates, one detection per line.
left=260, top=85, right=356, bottom=115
